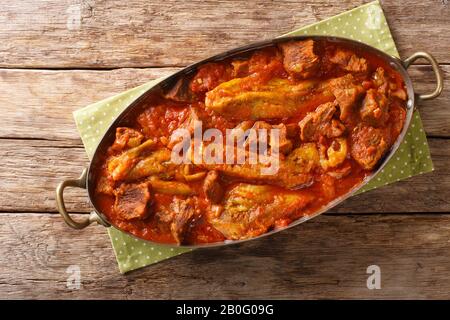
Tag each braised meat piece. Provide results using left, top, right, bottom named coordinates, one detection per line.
left=209, top=183, right=314, bottom=240
left=372, top=67, right=389, bottom=94
left=329, top=74, right=365, bottom=121
left=168, top=198, right=197, bottom=244
left=164, top=78, right=194, bottom=102
left=329, top=49, right=368, bottom=74
left=203, top=170, right=224, bottom=204
left=249, top=121, right=293, bottom=154
left=372, top=67, right=407, bottom=100
left=168, top=106, right=202, bottom=149
left=391, top=86, right=407, bottom=100
left=111, top=127, right=144, bottom=151
left=350, top=124, right=390, bottom=170
left=285, top=123, right=299, bottom=138
left=272, top=123, right=294, bottom=154
left=298, top=102, right=345, bottom=141
left=114, top=182, right=152, bottom=220
left=279, top=40, right=320, bottom=79
left=360, top=89, right=389, bottom=127
left=389, top=103, right=407, bottom=140
left=156, top=197, right=198, bottom=244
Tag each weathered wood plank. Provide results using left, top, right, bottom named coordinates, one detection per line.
left=0, top=67, right=180, bottom=142
left=0, top=1, right=449, bottom=68
left=0, top=138, right=448, bottom=214
left=410, top=65, right=450, bottom=138
left=0, top=65, right=448, bottom=142
left=1, top=213, right=449, bottom=299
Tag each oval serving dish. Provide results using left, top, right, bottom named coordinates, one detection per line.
left=56, top=36, right=443, bottom=248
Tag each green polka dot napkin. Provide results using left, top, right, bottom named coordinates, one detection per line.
left=73, top=0, right=433, bottom=273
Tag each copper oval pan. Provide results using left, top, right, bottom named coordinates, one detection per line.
left=56, top=36, right=443, bottom=248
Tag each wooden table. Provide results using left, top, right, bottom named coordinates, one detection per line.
left=0, top=0, right=449, bottom=299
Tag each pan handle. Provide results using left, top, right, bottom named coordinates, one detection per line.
left=56, top=168, right=110, bottom=229
left=402, top=51, right=443, bottom=102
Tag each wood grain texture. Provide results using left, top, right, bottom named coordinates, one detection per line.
left=0, top=138, right=448, bottom=214
left=1, top=213, right=449, bottom=299
left=0, top=65, right=448, bottom=142
left=0, top=67, right=179, bottom=142
left=0, top=1, right=449, bottom=68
